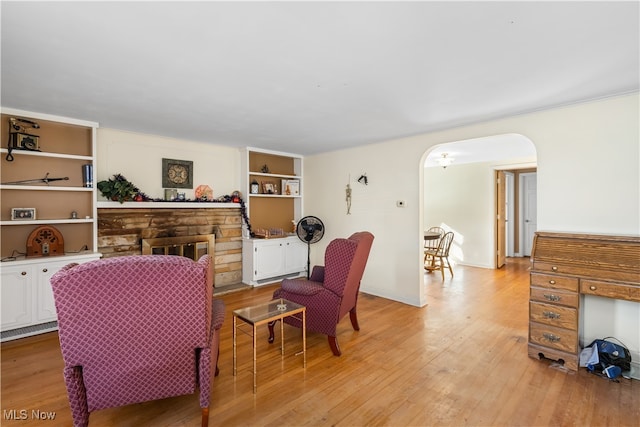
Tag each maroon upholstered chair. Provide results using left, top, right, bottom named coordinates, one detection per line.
left=269, top=231, right=374, bottom=356
left=50, top=255, right=225, bottom=427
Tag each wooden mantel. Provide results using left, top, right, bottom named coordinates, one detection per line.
left=97, top=201, right=240, bottom=209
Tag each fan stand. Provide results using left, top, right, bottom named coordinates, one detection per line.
left=306, top=239, right=312, bottom=279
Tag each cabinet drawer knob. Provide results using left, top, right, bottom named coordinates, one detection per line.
left=543, top=293, right=561, bottom=302
left=589, top=285, right=597, bottom=291
left=543, top=333, right=561, bottom=342
left=21, top=271, right=27, bottom=276
left=543, top=311, right=560, bottom=319
left=551, top=266, right=558, bottom=272
left=548, top=280, right=556, bottom=285
left=42, top=268, right=48, bottom=273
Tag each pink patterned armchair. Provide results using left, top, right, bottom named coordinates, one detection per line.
left=269, top=231, right=374, bottom=356
left=50, top=255, right=225, bottom=427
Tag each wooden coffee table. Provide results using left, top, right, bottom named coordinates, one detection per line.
left=232, top=298, right=306, bottom=393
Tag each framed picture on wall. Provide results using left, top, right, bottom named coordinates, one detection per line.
left=162, top=158, right=193, bottom=189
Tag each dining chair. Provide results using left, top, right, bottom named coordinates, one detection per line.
left=424, top=231, right=455, bottom=280
left=424, top=226, right=444, bottom=268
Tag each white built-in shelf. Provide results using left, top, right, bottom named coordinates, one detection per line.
left=0, top=148, right=93, bottom=161
left=0, top=185, right=93, bottom=192
left=0, top=218, right=94, bottom=226
left=249, top=194, right=302, bottom=199
left=97, top=201, right=240, bottom=209
left=249, top=172, right=301, bottom=180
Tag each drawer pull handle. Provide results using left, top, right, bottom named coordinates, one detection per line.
left=549, top=280, right=556, bottom=285
left=21, top=271, right=27, bottom=276
left=42, top=268, right=48, bottom=273
left=589, top=285, right=597, bottom=291
left=543, top=333, right=561, bottom=342
left=543, top=311, right=560, bottom=319
left=551, top=266, right=558, bottom=272
left=543, top=294, right=561, bottom=302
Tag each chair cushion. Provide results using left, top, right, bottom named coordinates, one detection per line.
left=281, top=278, right=325, bottom=296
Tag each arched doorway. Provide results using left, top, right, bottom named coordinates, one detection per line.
left=421, top=133, right=537, bottom=272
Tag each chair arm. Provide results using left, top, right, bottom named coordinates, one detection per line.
left=198, top=298, right=225, bottom=409
left=211, top=299, right=225, bottom=331
left=309, top=265, right=325, bottom=282
left=281, top=279, right=325, bottom=296
left=63, top=366, right=89, bottom=427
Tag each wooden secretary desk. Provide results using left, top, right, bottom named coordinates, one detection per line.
left=528, top=231, right=640, bottom=371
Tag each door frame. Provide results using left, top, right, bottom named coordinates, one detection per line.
left=494, top=166, right=537, bottom=265
left=519, top=172, right=538, bottom=257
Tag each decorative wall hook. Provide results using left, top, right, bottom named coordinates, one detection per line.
left=357, top=174, right=368, bottom=185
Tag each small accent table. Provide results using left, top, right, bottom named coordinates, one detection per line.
left=233, top=298, right=306, bottom=393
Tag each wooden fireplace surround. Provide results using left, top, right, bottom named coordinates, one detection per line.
left=97, top=203, right=242, bottom=287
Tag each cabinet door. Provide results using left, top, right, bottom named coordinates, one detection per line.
left=1, top=265, right=33, bottom=330
left=255, top=241, right=286, bottom=280
left=285, top=238, right=307, bottom=275
left=35, top=261, right=68, bottom=323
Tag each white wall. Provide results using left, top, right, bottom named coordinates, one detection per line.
left=423, top=155, right=537, bottom=268
left=304, top=93, right=639, bottom=358
left=424, top=160, right=513, bottom=269
left=96, top=128, right=241, bottom=200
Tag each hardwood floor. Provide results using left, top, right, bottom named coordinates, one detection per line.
left=2, top=258, right=638, bottom=426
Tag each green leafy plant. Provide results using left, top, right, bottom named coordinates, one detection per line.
left=97, top=174, right=142, bottom=203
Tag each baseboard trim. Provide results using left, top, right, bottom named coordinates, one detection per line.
left=1, top=321, right=58, bottom=342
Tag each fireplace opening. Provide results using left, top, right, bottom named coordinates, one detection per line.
left=141, top=234, right=215, bottom=261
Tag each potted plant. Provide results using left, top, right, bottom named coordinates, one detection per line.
left=97, top=174, right=142, bottom=203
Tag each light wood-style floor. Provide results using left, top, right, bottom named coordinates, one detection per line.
left=2, top=258, right=638, bottom=426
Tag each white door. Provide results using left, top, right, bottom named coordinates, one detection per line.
left=521, top=173, right=538, bottom=256
left=505, top=172, right=515, bottom=257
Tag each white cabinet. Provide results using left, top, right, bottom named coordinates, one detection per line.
left=1, top=265, right=32, bottom=330
left=285, top=238, right=307, bottom=274
left=1, top=253, right=101, bottom=341
left=35, top=259, right=73, bottom=323
left=254, top=240, right=287, bottom=280
left=242, top=236, right=306, bottom=286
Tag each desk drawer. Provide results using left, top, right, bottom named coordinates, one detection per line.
left=531, top=273, right=578, bottom=292
left=581, top=280, right=640, bottom=303
left=530, top=287, right=579, bottom=308
left=529, top=301, right=577, bottom=330
left=529, top=322, right=578, bottom=354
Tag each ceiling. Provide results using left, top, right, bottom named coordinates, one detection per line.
left=1, top=2, right=638, bottom=157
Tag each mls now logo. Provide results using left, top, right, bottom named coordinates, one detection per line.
left=3, top=409, right=56, bottom=420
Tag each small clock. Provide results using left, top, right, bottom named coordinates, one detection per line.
left=162, top=158, right=193, bottom=189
